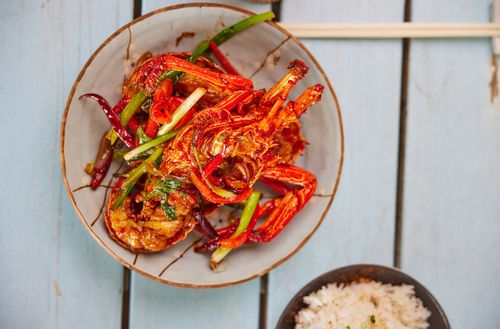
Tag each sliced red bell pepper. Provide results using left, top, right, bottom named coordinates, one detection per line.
left=144, top=117, right=159, bottom=138
left=150, top=97, right=180, bottom=124
left=203, top=153, right=224, bottom=176
left=175, top=107, right=196, bottom=129
left=149, top=79, right=175, bottom=125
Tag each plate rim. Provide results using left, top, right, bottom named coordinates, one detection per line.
left=59, top=2, right=345, bottom=288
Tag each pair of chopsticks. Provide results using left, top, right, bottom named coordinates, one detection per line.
left=278, top=23, right=500, bottom=39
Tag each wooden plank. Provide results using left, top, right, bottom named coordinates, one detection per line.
left=129, top=2, right=271, bottom=329
left=130, top=279, right=260, bottom=328
left=402, top=1, right=500, bottom=328
left=0, top=1, right=133, bottom=328
left=266, top=0, right=405, bottom=327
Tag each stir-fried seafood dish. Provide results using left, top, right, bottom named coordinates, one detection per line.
left=80, top=12, right=325, bottom=269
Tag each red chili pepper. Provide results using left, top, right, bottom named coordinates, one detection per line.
left=203, top=153, right=224, bottom=176
left=194, top=237, right=220, bottom=253
left=80, top=93, right=137, bottom=148
left=208, top=41, right=241, bottom=76
left=195, top=224, right=235, bottom=252
left=216, top=223, right=238, bottom=238
left=112, top=98, right=130, bottom=114
left=90, top=133, right=114, bottom=190
left=195, top=215, right=237, bottom=252
left=192, top=209, right=218, bottom=239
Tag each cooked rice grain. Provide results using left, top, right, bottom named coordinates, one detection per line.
left=295, top=281, right=430, bottom=329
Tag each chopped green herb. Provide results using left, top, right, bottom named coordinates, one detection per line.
left=161, top=198, right=176, bottom=220
left=370, top=315, right=376, bottom=324
left=143, top=177, right=181, bottom=200
left=159, top=177, right=181, bottom=192
left=142, top=177, right=181, bottom=220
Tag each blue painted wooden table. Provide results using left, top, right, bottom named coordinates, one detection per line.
left=2, top=0, right=499, bottom=328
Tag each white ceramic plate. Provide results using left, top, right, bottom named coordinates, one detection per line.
left=60, top=3, right=343, bottom=288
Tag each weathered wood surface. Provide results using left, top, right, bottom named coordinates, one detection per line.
left=0, top=1, right=133, bottom=328
left=401, top=1, right=500, bottom=328
left=4, top=0, right=499, bottom=328
left=266, top=0, right=405, bottom=327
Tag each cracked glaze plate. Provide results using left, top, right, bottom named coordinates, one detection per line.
left=60, top=3, right=343, bottom=287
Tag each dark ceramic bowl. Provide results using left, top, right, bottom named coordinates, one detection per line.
left=276, top=264, right=450, bottom=329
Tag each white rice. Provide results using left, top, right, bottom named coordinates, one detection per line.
left=295, top=281, right=431, bottom=329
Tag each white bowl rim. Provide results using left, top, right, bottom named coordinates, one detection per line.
left=60, top=2, right=345, bottom=288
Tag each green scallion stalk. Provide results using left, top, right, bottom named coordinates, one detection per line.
left=157, top=87, right=206, bottom=136
left=109, top=90, right=149, bottom=144
left=121, top=90, right=149, bottom=125
left=123, top=130, right=178, bottom=161
left=232, top=191, right=261, bottom=236
left=193, top=11, right=275, bottom=59
left=210, top=191, right=261, bottom=267
left=112, top=147, right=163, bottom=209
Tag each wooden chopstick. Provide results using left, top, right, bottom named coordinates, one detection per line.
left=278, top=23, right=500, bottom=39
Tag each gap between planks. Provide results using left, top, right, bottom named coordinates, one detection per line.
left=394, top=0, right=412, bottom=269
left=121, top=267, right=132, bottom=329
